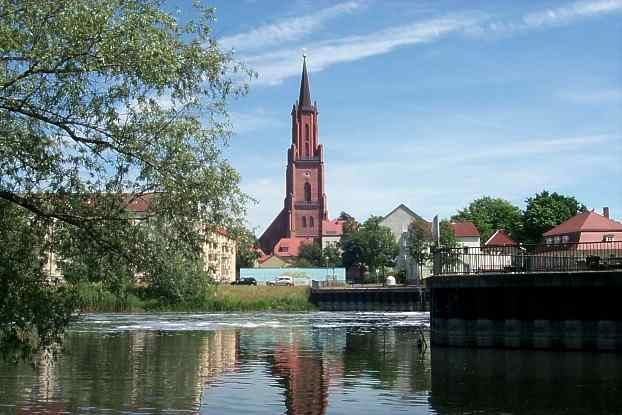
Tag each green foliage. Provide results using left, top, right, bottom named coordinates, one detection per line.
left=452, top=196, right=522, bottom=242
left=235, top=229, right=260, bottom=270
left=294, top=242, right=343, bottom=268
left=295, top=242, right=324, bottom=267
left=407, top=219, right=432, bottom=266
left=75, top=282, right=144, bottom=313
left=0, top=0, right=250, bottom=358
left=0, top=201, right=78, bottom=361
left=439, top=219, right=458, bottom=248
left=340, top=216, right=399, bottom=279
left=521, top=191, right=587, bottom=244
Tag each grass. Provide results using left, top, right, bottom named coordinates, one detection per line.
left=202, top=285, right=315, bottom=312
left=74, top=283, right=314, bottom=313
left=75, top=282, right=145, bottom=313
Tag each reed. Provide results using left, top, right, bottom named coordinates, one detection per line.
left=75, top=283, right=314, bottom=313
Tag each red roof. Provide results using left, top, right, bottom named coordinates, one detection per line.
left=484, top=229, right=517, bottom=247
left=124, top=193, right=155, bottom=213
left=272, top=237, right=315, bottom=257
left=451, top=221, right=480, bottom=237
left=322, top=219, right=344, bottom=236
left=543, top=211, right=622, bottom=236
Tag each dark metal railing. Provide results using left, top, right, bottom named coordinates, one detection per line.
left=432, top=241, right=622, bottom=276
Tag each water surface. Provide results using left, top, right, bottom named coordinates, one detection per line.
left=0, top=312, right=620, bottom=414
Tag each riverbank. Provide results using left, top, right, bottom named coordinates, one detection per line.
left=75, top=283, right=315, bottom=313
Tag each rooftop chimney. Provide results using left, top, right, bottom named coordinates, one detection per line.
left=603, top=207, right=610, bottom=219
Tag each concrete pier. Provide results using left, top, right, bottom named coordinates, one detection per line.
left=428, top=271, right=622, bottom=350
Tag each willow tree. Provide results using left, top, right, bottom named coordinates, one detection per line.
left=0, top=0, right=250, bottom=358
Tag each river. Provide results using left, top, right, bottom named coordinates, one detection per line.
left=1, top=312, right=621, bottom=414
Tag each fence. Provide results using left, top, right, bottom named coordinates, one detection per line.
left=432, top=241, right=622, bottom=276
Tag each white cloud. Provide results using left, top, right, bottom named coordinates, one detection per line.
left=244, top=133, right=620, bottom=230
left=231, top=0, right=622, bottom=85
left=218, top=1, right=362, bottom=53
left=245, top=14, right=483, bottom=85
left=523, top=0, right=622, bottom=27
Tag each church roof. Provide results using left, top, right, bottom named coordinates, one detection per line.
left=543, top=210, right=622, bottom=236
left=298, top=56, right=313, bottom=110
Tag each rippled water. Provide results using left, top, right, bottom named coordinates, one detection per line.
left=1, top=312, right=621, bottom=414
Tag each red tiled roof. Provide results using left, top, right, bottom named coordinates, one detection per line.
left=451, top=221, right=480, bottom=237
left=124, top=193, right=155, bottom=213
left=543, top=211, right=622, bottom=236
left=273, top=237, right=315, bottom=257
left=484, top=229, right=518, bottom=247
left=322, top=219, right=344, bottom=236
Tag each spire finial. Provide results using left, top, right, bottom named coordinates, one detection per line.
left=298, top=52, right=312, bottom=109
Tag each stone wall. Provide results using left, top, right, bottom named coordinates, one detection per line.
left=428, top=271, right=622, bottom=350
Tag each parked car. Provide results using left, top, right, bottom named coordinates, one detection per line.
left=267, top=276, right=294, bottom=287
left=231, top=277, right=257, bottom=286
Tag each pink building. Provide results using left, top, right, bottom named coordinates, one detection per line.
left=542, top=208, right=622, bottom=245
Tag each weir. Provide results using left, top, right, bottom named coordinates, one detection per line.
left=309, top=286, right=429, bottom=312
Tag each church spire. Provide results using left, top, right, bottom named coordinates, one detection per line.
left=298, top=54, right=312, bottom=110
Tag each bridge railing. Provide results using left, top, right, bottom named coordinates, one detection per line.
left=432, top=241, right=622, bottom=276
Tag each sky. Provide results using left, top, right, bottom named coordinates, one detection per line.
left=180, top=0, right=621, bottom=234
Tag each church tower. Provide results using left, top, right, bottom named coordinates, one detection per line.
left=259, top=57, right=335, bottom=257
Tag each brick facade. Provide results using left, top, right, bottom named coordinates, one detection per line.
left=259, top=58, right=334, bottom=257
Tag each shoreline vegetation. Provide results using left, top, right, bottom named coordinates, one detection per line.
left=75, top=282, right=315, bottom=313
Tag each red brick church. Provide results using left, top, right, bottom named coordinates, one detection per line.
left=259, top=58, right=343, bottom=260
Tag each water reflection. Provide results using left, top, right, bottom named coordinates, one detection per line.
left=430, top=347, right=622, bottom=415
left=0, top=313, right=620, bottom=414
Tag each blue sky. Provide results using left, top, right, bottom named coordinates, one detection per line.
left=187, top=0, right=621, bottom=233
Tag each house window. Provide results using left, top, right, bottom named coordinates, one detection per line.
left=604, top=234, right=614, bottom=242
left=279, top=246, right=288, bottom=253
left=309, top=216, right=314, bottom=227
left=302, top=216, right=307, bottom=227
left=561, top=235, right=569, bottom=244
left=554, top=236, right=561, bottom=244
left=304, top=182, right=311, bottom=202
left=546, top=238, right=553, bottom=245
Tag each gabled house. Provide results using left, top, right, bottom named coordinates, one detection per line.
left=450, top=222, right=480, bottom=247
left=380, top=204, right=430, bottom=283
left=484, top=229, right=518, bottom=248
left=543, top=208, right=622, bottom=245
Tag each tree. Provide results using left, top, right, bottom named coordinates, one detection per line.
left=407, top=219, right=432, bottom=267
left=452, top=197, right=522, bottom=242
left=295, top=242, right=324, bottom=267
left=236, top=229, right=261, bottom=271
left=439, top=220, right=458, bottom=248
left=340, top=216, right=398, bottom=282
left=338, top=211, right=355, bottom=222
left=1, top=0, right=250, bottom=357
left=521, top=191, right=586, bottom=245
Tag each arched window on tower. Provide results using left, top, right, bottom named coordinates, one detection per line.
left=309, top=216, right=314, bottom=228
left=304, top=182, right=311, bottom=202
left=305, top=124, right=310, bottom=158
left=302, top=216, right=307, bottom=227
